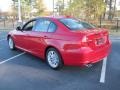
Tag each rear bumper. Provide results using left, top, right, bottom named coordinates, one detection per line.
left=63, top=43, right=111, bottom=66
left=80, top=45, right=110, bottom=65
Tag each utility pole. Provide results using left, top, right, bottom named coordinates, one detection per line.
left=18, top=0, right=22, bottom=22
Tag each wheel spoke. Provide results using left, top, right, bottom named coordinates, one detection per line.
left=47, top=50, right=59, bottom=68
left=9, top=38, right=14, bottom=49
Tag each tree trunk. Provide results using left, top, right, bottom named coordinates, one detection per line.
left=103, top=0, right=108, bottom=19
left=108, top=0, right=112, bottom=20
left=113, top=0, right=116, bottom=18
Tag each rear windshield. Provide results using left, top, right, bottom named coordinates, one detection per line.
left=59, top=18, right=95, bottom=30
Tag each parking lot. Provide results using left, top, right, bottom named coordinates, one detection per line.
left=0, top=31, right=120, bottom=90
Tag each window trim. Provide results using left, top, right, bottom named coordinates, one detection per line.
left=22, top=19, right=36, bottom=31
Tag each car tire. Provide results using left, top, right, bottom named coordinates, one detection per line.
left=46, top=48, right=63, bottom=70
left=8, top=37, right=15, bottom=50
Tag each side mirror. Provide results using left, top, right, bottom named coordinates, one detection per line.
left=16, top=26, right=22, bottom=31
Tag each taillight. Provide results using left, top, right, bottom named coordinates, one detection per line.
left=81, top=36, right=88, bottom=46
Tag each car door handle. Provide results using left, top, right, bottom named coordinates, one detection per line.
left=44, top=36, right=48, bottom=38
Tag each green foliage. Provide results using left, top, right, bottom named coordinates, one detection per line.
left=56, top=0, right=64, bottom=15
left=12, top=0, right=45, bottom=19
left=34, top=0, right=45, bottom=16
left=64, top=0, right=106, bottom=20
left=21, top=0, right=31, bottom=19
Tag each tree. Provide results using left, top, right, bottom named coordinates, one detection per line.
left=55, top=0, right=64, bottom=15
left=108, top=0, right=113, bottom=20
left=21, top=0, right=31, bottom=19
left=103, top=0, right=108, bottom=19
left=113, top=0, right=116, bottom=18
left=34, top=0, right=45, bottom=16
left=64, top=0, right=106, bottom=20
left=12, top=0, right=45, bottom=19
left=12, top=0, right=31, bottom=19
left=104, top=0, right=117, bottom=20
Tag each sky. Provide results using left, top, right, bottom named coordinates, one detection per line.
left=116, top=0, right=120, bottom=10
left=0, top=0, right=120, bottom=12
left=0, top=0, right=12, bottom=12
left=44, top=0, right=54, bottom=11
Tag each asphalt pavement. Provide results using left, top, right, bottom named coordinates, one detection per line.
left=0, top=31, right=120, bottom=90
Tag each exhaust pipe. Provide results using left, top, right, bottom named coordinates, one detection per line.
left=85, top=64, right=93, bottom=68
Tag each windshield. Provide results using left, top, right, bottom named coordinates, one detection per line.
left=59, top=18, right=95, bottom=30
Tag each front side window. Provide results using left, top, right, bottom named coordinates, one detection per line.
left=59, top=18, right=95, bottom=30
left=22, top=20, right=36, bottom=31
left=33, top=19, right=51, bottom=32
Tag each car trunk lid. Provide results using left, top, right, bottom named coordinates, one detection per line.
left=72, top=28, right=109, bottom=49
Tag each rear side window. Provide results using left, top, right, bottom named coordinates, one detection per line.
left=59, top=18, right=95, bottom=30
left=48, top=22, right=57, bottom=32
left=33, top=19, right=51, bottom=32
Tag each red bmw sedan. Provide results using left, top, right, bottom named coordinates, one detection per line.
left=7, top=16, right=111, bottom=69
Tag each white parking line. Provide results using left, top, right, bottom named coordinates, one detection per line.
left=100, top=57, right=107, bottom=83
left=0, top=52, right=25, bottom=65
left=0, top=39, right=6, bottom=41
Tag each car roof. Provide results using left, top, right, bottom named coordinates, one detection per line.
left=33, top=16, right=72, bottom=20
left=44, top=16, right=68, bottom=19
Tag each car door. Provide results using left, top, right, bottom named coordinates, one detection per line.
left=14, top=19, right=36, bottom=51
left=25, top=18, right=57, bottom=58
